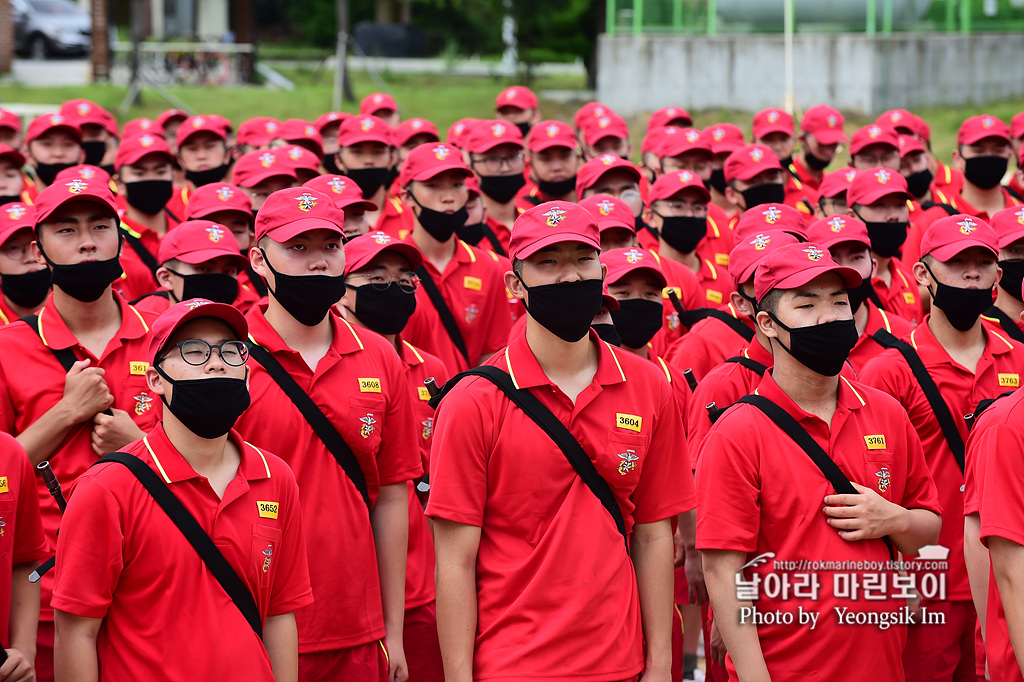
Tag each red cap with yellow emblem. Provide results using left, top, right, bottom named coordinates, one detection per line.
left=805, top=215, right=870, bottom=250
left=231, top=150, right=297, bottom=188
left=648, top=169, right=711, bottom=205
left=846, top=167, right=910, bottom=207
left=115, top=134, right=174, bottom=170
left=0, top=203, right=36, bottom=246
left=343, top=230, right=423, bottom=274
left=755, top=241, right=862, bottom=303
left=578, top=194, right=636, bottom=234
left=526, top=120, right=576, bottom=153
left=509, top=201, right=601, bottom=261
left=601, top=246, right=667, bottom=288
left=303, top=174, right=379, bottom=213
left=399, top=142, right=472, bottom=187
left=33, top=178, right=117, bottom=225
left=920, top=214, right=998, bottom=262
left=724, top=144, right=783, bottom=184
left=157, top=219, right=247, bottom=267
left=149, top=298, right=248, bottom=365
left=185, top=183, right=253, bottom=222
left=254, top=187, right=345, bottom=243
left=729, top=230, right=800, bottom=289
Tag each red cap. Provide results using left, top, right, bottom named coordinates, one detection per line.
left=818, top=167, right=858, bottom=199
left=208, top=114, right=233, bottom=136
left=314, top=111, right=349, bottom=132
left=958, top=114, right=1010, bottom=146
left=34, top=178, right=118, bottom=225
left=752, top=108, right=794, bottom=140
left=464, top=120, right=524, bottom=154
left=446, top=118, right=478, bottom=149
left=0, top=109, right=22, bottom=134
left=846, top=167, right=910, bottom=207
left=641, top=126, right=668, bottom=156
left=989, top=206, right=1024, bottom=250
left=0, top=144, right=25, bottom=168
left=876, top=109, right=930, bottom=141
left=114, top=134, right=174, bottom=170
left=920, top=214, right=998, bottom=261
left=574, top=102, right=614, bottom=130
left=176, top=115, right=228, bottom=147
left=729, top=230, right=800, bottom=288
left=601, top=285, right=620, bottom=311
left=399, top=142, right=472, bottom=187
left=394, top=118, right=440, bottom=147
left=658, top=127, right=712, bottom=159
left=149, top=298, right=248, bottom=364
left=806, top=215, right=870, bottom=250
left=156, top=109, right=189, bottom=130
left=255, top=187, right=345, bottom=243
left=26, top=113, right=80, bottom=144
left=279, top=145, right=320, bottom=174
left=60, top=99, right=118, bottom=138
left=578, top=194, right=636, bottom=234
left=647, top=170, right=710, bottom=204
left=157, top=219, right=247, bottom=267
left=54, top=164, right=110, bottom=185
left=303, top=175, right=378, bottom=212
left=527, top=120, right=577, bottom=153
left=279, top=118, right=324, bottom=157
left=601, top=246, right=666, bottom=288
left=898, top=134, right=925, bottom=158
left=575, top=154, right=641, bottom=197
left=236, top=117, right=282, bottom=148
left=184, top=183, right=253, bottom=221
left=724, top=144, right=784, bottom=184
left=232, top=150, right=297, bottom=188
left=754, top=241, right=862, bottom=303
left=359, top=92, right=397, bottom=116
left=509, top=201, right=600, bottom=261
left=0, top=203, right=36, bottom=246
left=338, top=115, right=393, bottom=148
left=734, top=203, right=807, bottom=243
left=800, top=105, right=847, bottom=145
left=1011, top=111, right=1024, bottom=141
left=343, top=230, right=423, bottom=274
left=581, top=113, right=629, bottom=147
left=495, top=86, right=538, bottom=111
left=121, top=117, right=160, bottom=138
left=647, top=106, right=693, bottom=132
left=703, top=123, right=746, bottom=155
left=850, top=124, right=899, bottom=156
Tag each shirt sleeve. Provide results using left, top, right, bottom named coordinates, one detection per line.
left=482, top=262, right=513, bottom=358
left=376, top=345, right=423, bottom=487
left=631, top=381, right=696, bottom=525
left=266, top=462, right=314, bottom=617
left=10, top=438, right=48, bottom=564
left=858, top=349, right=909, bottom=401
left=976, top=423, right=1024, bottom=548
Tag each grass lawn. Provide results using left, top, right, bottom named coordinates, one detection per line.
left=2, top=66, right=1022, bottom=166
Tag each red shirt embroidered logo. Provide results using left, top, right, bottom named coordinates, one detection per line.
left=617, top=449, right=639, bottom=475
left=359, top=413, right=377, bottom=438
left=876, top=465, right=891, bottom=492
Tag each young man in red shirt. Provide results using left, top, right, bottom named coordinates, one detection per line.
left=333, top=115, right=407, bottom=239
left=981, top=206, right=1024, bottom=342
left=60, top=99, right=119, bottom=175
left=0, top=109, right=21, bottom=150
left=237, top=187, right=419, bottom=682
left=513, top=120, right=580, bottom=211
left=699, top=240, right=941, bottom=682
left=704, top=123, right=744, bottom=222
left=494, top=86, right=541, bottom=139
left=813, top=168, right=857, bottom=219
left=722, top=143, right=788, bottom=215
left=580, top=112, right=631, bottom=161
left=428, top=200, right=696, bottom=682
left=22, top=115, right=84, bottom=201
left=861, top=214, right=1024, bottom=682
left=849, top=124, right=902, bottom=172
left=751, top=108, right=819, bottom=215
left=464, top=120, right=527, bottom=249
left=791, top=104, right=846, bottom=190
left=360, top=93, right=401, bottom=128
left=231, top=149, right=299, bottom=215
left=0, top=145, right=27, bottom=206
left=0, top=202, right=50, bottom=324
left=114, top=134, right=178, bottom=275
left=303, top=174, right=379, bottom=240
left=53, top=298, right=313, bottom=682
left=165, top=115, right=234, bottom=223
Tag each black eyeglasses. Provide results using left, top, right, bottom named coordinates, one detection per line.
left=160, top=339, right=251, bottom=366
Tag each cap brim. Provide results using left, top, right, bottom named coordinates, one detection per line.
left=152, top=302, right=249, bottom=362
left=0, top=150, right=26, bottom=167
left=236, top=170, right=296, bottom=187
left=816, top=234, right=871, bottom=251
left=608, top=264, right=667, bottom=288
left=175, top=249, right=250, bottom=268
left=31, top=124, right=81, bottom=143
left=808, top=128, right=847, bottom=145
left=529, top=139, right=575, bottom=152
left=998, top=228, right=1024, bottom=250
left=754, top=124, right=794, bottom=139
left=469, top=138, right=522, bottom=154
left=513, top=233, right=602, bottom=261
left=377, top=241, right=423, bottom=270
left=850, top=187, right=911, bottom=206
left=35, top=194, right=117, bottom=225
left=336, top=198, right=378, bottom=213
left=262, top=217, right=344, bottom=243
left=773, top=264, right=863, bottom=294
left=339, top=132, right=392, bottom=147
left=928, top=239, right=998, bottom=262
left=960, top=132, right=1011, bottom=146
left=406, top=164, right=473, bottom=184
left=711, top=142, right=743, bottom=155
left=188, top=206, right=253, bottom=223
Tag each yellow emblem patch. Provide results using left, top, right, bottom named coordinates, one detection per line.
left=130, top=361, right=150, bottom=375
left=715, top=253, right=730, bottom=266
left=417, top=386, right=431, bottom=401
left=864, top=435, right=887, bottom=450
left=463, top=276, right=482, bottom=291
left=616, top=413, right=642, bottom=433
left=257, top=501, right=279, bottom=519
left=706, top=290, right=723, bottom=304
left=359, top=378, right=382, bottom=393
left=999, top=373, right=1020, bottom=388
left=902, top=292, right=916, bottom=305
left=0, top=476, right=8, bottom=493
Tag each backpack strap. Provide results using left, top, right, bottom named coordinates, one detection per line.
left=723, top=355, right=768, bottom=377
left=414, top=265, right=471, bottom=367
left=677, top=308, right=755, bottom=342
left=983, top=306, right=1024, bottom=344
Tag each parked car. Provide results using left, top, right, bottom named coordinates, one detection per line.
left=13, top=0, right=91, bottom=59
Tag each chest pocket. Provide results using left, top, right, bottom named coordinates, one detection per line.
left=249, top=524, right=283, bottom=612
left=348, top=395, right=386, bottom=453
left=122, top=376, right=160, bottom=427
left=864, top=450, right=896, bottom=502
left=602, top=431, right=650, bottom=495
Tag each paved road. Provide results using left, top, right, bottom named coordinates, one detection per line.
left=10, top=57, right=92, bottom=87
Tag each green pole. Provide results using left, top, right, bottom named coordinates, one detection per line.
left=960, top=0, right=971, bottom=35
left=633, top=0, right=643, bottom=35
left=866, top=0, right=877, bottom=36
left=882, top=0, right=893, bottom=33
left=673, top=0, right=682, bottom=31
left=945, top=0, right=956, bottom=32
left=707, top=0, right=717, bottom=36
left=607, top=0, right=616, bottom=35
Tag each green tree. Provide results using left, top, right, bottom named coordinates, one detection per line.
left=508, top=0, right=600, bottom=87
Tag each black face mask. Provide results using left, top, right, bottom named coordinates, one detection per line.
left=81, top=141, right=106, bottom=167
left=478, top=174, right=526, bottom=204
left=610, top=298, right=663, bottom=349
left=768, top=312, right=859, bottom=377
left=803, top=148, right=831, bottom=170
left=384, top=166, right=400, bottom=188
left=517, top=274, right=604, bottom=342
left=34, top=161, right=77, bottom=186
left=514, top=121, right=532, bottom=138
left=846, top=277, right=875, bottom=314
left=345, top=167, right=392, bottom=197
left=708, top=168, right=728, bottom=193
left=1, top=267, right=51, bottom=309
left=999, top=259, right=1024, bottom=302
left=858, top=216, right=908, bottom=259
left=658, top=215, right=707, bottom=254
left=537, top=176, right=576, bottom=198
left=167, top=270, right=239, bottom=305
left=37, top=232, right=123, bottom=302
left=592, top=322, right=621, bottom=346
left=124, top=179, right=174, bottom=215
left=408, top=190, right=468, bottom=242
left=185, top=163, right=231, bottom=187
left=101, top=164, right=116, bottom=178
left=779, top=155, right=794, bottom=169
left=904, top=169, right=934, bottom=199
left=323, top=153, right=343, bottom=176
left=260, top=249, right=346, bottom=326
left=740, top=183, right=786, bottom=209
left=635, top=214, right=655, bottom=237
left=964, top=156, right=1008, bottom=190
left=0, top=196, right=20, bottom=206
left=924, top=261, right=994, bottom=332
left=155, top=368, right=251, bottom=440
left=349, top=282, right=417, bottom=335
left=457, top=221, right=488, bottom=246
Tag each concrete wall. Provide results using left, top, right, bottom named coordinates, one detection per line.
left=597, top=32, right=1024, bottom=116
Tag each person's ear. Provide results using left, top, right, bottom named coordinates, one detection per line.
left=250, top=243, right=269, bottom=280
left=146, top=365, right=166, bottom=395
left=505, top=270, right=526, bottom=302
left=155, top=266, right=175, bottom=291
left=870, top=257, right=879, bottom=280
left=912, top=260, right=931, bottom=288
left=724, top=185, right=741, bottom=207
left=756, top=309, right=777, bottom=339
left=730, top=291, right=753, bottom=317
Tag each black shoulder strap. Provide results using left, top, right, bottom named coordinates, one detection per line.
left=723, top=356, right=768, bottom=377
left=163, top=204, right=182, bottom=224
left=967, top=390, right=1016, bottom=431
left=1005, top=186, right=1024, bottom=203
left=919, top=201, right=959, bottom=217
left=96, top=452, right=264, bottom=640
left=431, top=365, right=629, bottom=552
left=678, top=308, right=755, bottom=342
left=867, top=287, right=886, bottom=311
left=737, top=395, right=896, bottom=561
left=482, top=227, right=507, bottom=257
left=245, top=268, right=269, bottom=297
left=20, top=315, right=77, bottom=372
left=414, top=265, right=470, bottom=366
left=984, top=306, right=1024, bottom=343
left=872, top=329, right=965, bottom=472
left=129, top=290, right=171, bottom=306
left=119, top=226, right=160, bottom=279
left=247, top=344, right=370, bottom=509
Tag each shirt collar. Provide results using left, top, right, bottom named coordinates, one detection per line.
left=400, top=339, right=425, bottom=367
left=503, top=328, right=626, bottom=390
left=755, top=369, right=866, bottom=419
left=909, top=314, right=1016, bottom=366
left=144, top=423, right=272, bottom=485
left=743, top=335, right=775, bottom=366
left=37, top=292, right=151, bottom=352
left=245, top=304, right=365, bottom=357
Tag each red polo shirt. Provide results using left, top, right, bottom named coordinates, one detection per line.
left=163, top=186, right=192, bottom=225
left=790, top=157, right=822, bottom=191
left=860, top=318, right=1024, bottom=601
left=698, top=204, right=735, bottom=271
left=0, top=295, right=24, bottom=326
left=643, top=250, right=705, bottom=355
left=120, top=215, right=166, bottom=263
left=402, top=239, right=513, bottom=373
left=872, top=257, right=922, bottom=325
left=373, top=195, right=413, bottom=241
left=426, top=330, right=696, bottom=682
left=234, top=271, right=264, bottom=314
left=0, top=293, right=160, bottom=620
left=848, top=304, right=916, bottom=376
left=52, top=425, right=313, bottom=682
left=932, top=161, right=964, bottom=197
left=963, top=388, right=1024, bottom=682
left=131, top=291, right=173, bottom=315
left=663, top=303, right=755, bottom=381
left=696, top=373, right=940, bottom=682
left=784, top=174, right=818, bottom=223
left=234, top=307, right=420, bottom=653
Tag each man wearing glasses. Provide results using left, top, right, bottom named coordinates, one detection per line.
left=53, top=298, right=313, bottom=682
left=0, top=202, right=49, bottom=324
left=462, top=121, right=528, bottom=251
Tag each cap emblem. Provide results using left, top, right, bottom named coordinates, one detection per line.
left=372, top=232, right=391, bottom=244
left=192, top=117, right=206, bottom=128
left=875, top=169, right=892, bottom=183
left=76, top=103, right=91, bottom=115
left=328, top=177, right=346, bottom=193
left=139, top=135, right=155, bottom=147
left=982, top=117, right=995, bottom=129
left=890, top=112, right=903, bottom=123
left=288, top=148, right=303, bottom=161
left=78, top=167, right=96, bottom=179
left=65, top=179, right=88, bottom=194
left=372, top=94, right=383, bottom=104
left=304, top=125, right=316, bottom=136
left=828, top=216, right=846, bottom=232
left=685, top=130, right=700, bottom=143
left=49, top=114, right=65, bottom=126
left=712, top=128, right=725, bottom=141
left=767, top=111, right=780, bottom=123
left=543, top=207, right=567, bottom=227
left=868, top=125, right=882, bottom=139
left=265, top=121, right=278, bottom=133
left=5, top=205, right=26, bottom=220
left=545, top=124, right=560, bottom=137
left=259, top=152, right=275, bottom=168
left=207, top=225, right=225, bottom=242
left=625, top=248, right=644, bottom=263
left=432, top=144, right=451, bottom=160
left=1015, top=207, right=1024, bottom=225
left=216, top=186, right=234, bottom=201
left=360, top=118, right=376, bottom=132
left=827, top=115, right=838, bottom=128
left=804, top=246, right=825, bottom=261
left=762, top=206, right=782, bottom=224
left=188, top=299, right=209, bottom=310
left=845, top=170, right=858, bottom=182
left=596, top=199, right=615, bottom=216
left=599, top=154, right=617, bottom=166
left=677, top=171, right=694, bottom=183
left=296, top=192, right=318, bottom=212
left=957, top=217, right=978, bottom=234
left=751, top=233, right=771, bottom=251
left=749, top=147, right=765, bottom=162
left=491, top=123, right=507, bottom=137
